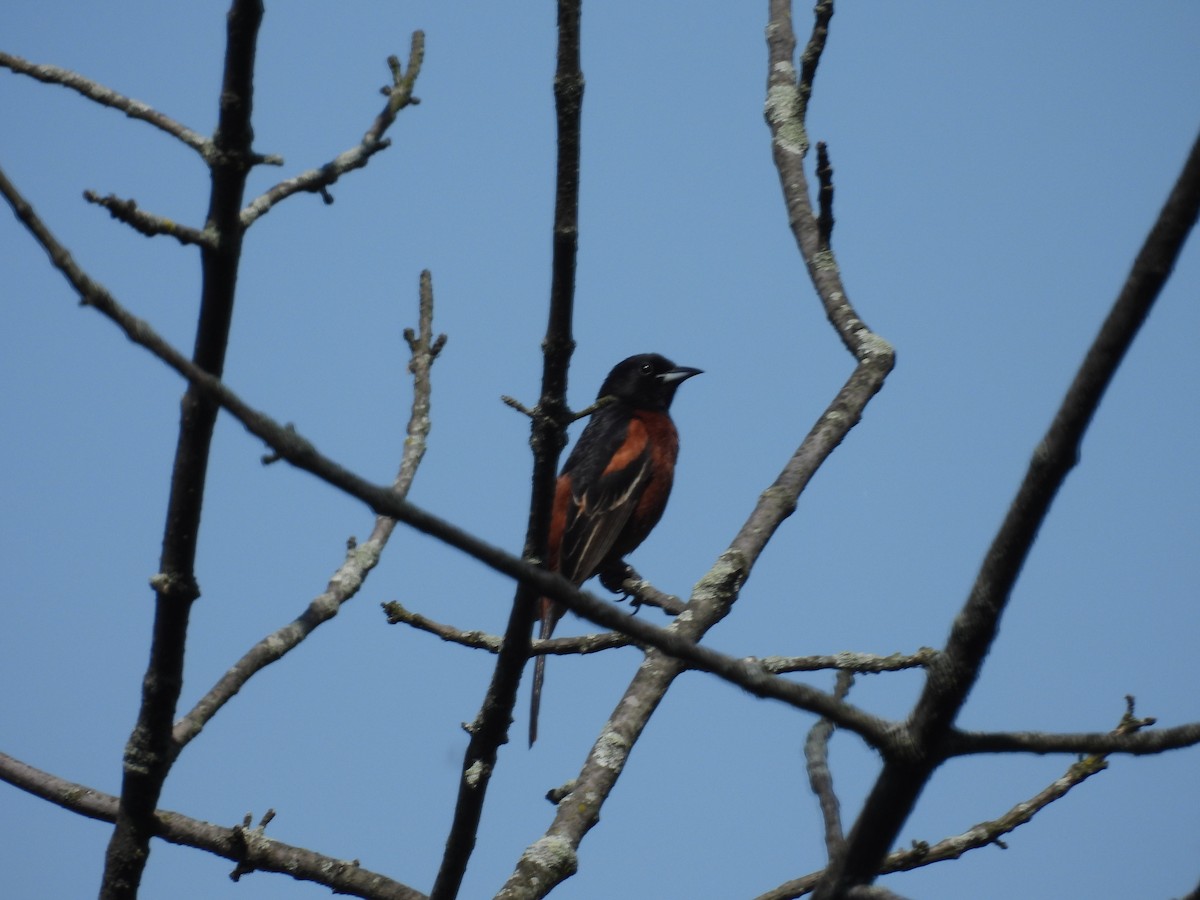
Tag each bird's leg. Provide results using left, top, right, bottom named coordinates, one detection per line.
left=598, top=560, right=640, bottom=611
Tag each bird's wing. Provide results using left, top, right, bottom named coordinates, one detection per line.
left=559, top=416, right=652, bottom=585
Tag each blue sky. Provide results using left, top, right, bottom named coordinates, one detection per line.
left=2, top=2, right=1198, bottom=898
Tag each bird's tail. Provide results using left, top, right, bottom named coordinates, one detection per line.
left=529, top=601, right=558, bottom=747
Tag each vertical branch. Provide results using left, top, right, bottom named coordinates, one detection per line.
left=99, top=2, right=264, bottom=897
left=543, top=0, right=583, bottom=400
left=765, top=0, right=879, bottom=363
left=806, top=671, right=852, bottom=862
left=494, top=1, right=896, bottom=892
left=430, top=2, right=584, bottom=898
left=815, top=142, right=834, bottom=251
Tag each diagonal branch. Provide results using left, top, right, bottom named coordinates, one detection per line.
left=239, top=31, right=424, bottom=228
left=0, top=51, right=210, bottom=155
left=819, top=125, right=1200, bottom=900
left=0, top=752, right=425, bottom=900
left=83, top=190, right=214, bottom=248
left=170, top=271, right=444, bottom=757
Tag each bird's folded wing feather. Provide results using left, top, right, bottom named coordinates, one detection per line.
left=559, top=417, right=652, bottom=585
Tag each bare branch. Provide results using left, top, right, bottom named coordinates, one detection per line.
left=766, top=0, right=884, bottom=361
left=815, top=141, right=834, bottom=250
left=500, top=394, right=536, bottom=416
left=171, top=271, right=443, bottom=756
left=763, top=648, right=937, bottom=675
left=383, top=600, right=504, bottom=652
left=807, top=671, right=853, bottom=861
left=758, top=704, right=1156, bottom=899
left=0, top=752, right=425, bottom=900
left=431, top=1, right=584, bottom=895
left=383, top=600, right=636, bottom=657
left=794, top=0, right=832, bottom=126
left=0, top=51, right=210, bottom=155
left=823, top=123, right=1200, bottom=897
left=83, top=190, right=214, bottom=248
left=944, top=721, right=1200, bottom=758
left=100, top=3, right=265, bottom=896
left=239, top=31, right=425, bottom=228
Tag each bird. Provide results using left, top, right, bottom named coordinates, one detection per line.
left=529, top=352, right=702, bottom=746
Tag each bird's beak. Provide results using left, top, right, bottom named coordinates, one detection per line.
left=659, top=365, right=703, bottom=384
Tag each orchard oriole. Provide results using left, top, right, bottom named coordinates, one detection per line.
left=529, top=353, right=702, bottom=746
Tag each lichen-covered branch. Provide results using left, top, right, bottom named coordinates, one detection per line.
left=763, top=648, right=937, bottom=675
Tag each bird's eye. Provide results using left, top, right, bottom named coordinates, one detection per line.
left=640, top=362, right=654, bottom=375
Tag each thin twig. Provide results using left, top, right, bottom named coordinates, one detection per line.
left=807, top=671, right=853, bottom=862
left=0, top=51, right=210, bottom=155
left=796, top=0, right=833, bottom=124
left=599, top=562, right=687, bottom=616
left=383, top=601, right=635, bottom=656
left=83, top=191, right=213, bottom=248
left=171, top=271, right=444, bottom=756
left=943, top=722, right=1200, bottom=757
left=430, top=1, right=584, bottom=896
left=239, top=31, right=425, bottom=227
